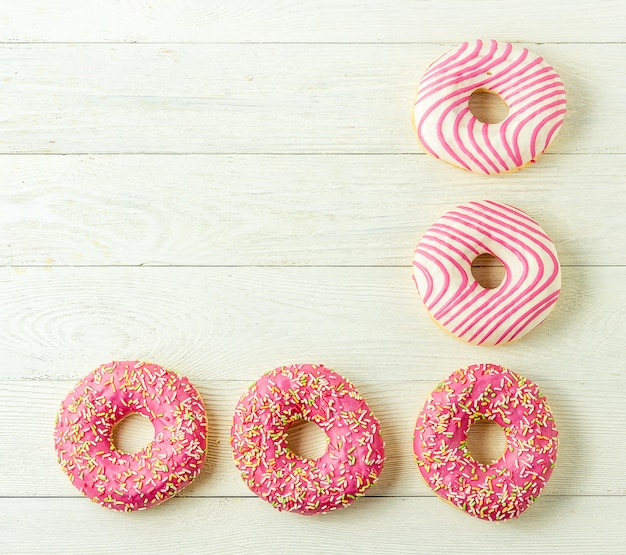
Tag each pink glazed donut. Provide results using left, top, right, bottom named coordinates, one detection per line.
left=413, top=200, right=561, bottom=346
left=413, top=39, right=566, bottom=174
left=54, top=361, right=208, bottom=511
left=414, top=363, right=558, bottom=521
left=231, top=364, right=385, bottom=514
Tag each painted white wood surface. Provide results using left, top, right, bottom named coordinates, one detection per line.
left=2, top=154, right=626, bottom=266
left=0, top=1, right=623, bottom=43
left=1, top=267, right=625, bottom=382
left=3, top=497, right=625, bottom=555
left=1, top=1, right=625, bottom=553
left=0, top=43, right=622, bottom=154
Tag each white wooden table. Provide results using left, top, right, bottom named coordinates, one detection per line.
left=1, top=2, right=625, bottom=553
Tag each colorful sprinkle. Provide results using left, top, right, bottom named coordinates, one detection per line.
left=230, top=364, right=385, bottom=515
left=413, top=363, right=558, bottom=521
left=53, top=361, right=208, bottom=512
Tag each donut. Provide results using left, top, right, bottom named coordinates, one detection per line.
left=413, top=39, right=566, bottom=174
left=412, top=200, right=561, bottom=346
left=230, top=364, right=385, bottom=514
left=54, top=360, right=208, bottom=511
left=414, top=363, right=558, bottom=521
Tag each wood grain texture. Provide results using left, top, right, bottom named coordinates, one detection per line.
left=0, top=1, right=624, bottom=43
left=1, top=379, right=624, bottom=498
left=0, top=43, right=622, bottom=154
left=2, top=0, right=625, bottom=552
left=1, top=496, right=625, bottom=555
left=2, top=153, right=626, bottom=266
left=1, top=267, right=624, bottom=382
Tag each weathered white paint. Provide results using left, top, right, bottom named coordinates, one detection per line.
left=0, top=1, right=623, bottom=43
left=1, top=497, right=625, bottom=554
left=1, top=154, right=625, bottom=266
left=1, top=266, right=624, bottom=381
left=0, top=43, right=622, bottom=154
left=1, top=0, right=625, bottom=552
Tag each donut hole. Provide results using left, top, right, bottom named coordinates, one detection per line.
left=466, top=418, right=506, bottom=465
left=112, top=413, right=155, bottom=454
left=469, top=89, right=509, bottom=124
left=471, top=253, right=505, bottom=289
left=285, top=419, right=328, bottom=460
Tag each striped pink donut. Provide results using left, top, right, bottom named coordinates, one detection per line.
left=413, top=40, right=566, bottom=175
left=413, top=201, right=561, bottom=346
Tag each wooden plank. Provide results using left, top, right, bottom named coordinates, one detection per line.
left=0, top=43, right=622, bottom=154
left=1, top=496, right=625, bottom=554
left=0, top=267, right=624, bottom=382
left=0, top=3, right=623, bottom=553
left=1, top=153, right=624, bottom=266
left=0, top=1, right=624, bottom=43
left=0, top=379, right=623, bottom=498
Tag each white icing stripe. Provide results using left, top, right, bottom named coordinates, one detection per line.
left=413, top=201, right=561, bottom=346
left=413, top=40, right=567, bottom=175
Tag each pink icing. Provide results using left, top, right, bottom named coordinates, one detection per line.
left=413, top=40, right=567, bottom=174
left=230, top=364, right=385, bottom=515
left=54, top=360, right=208, bottom=511
left=414, top=363, right=558, bottom=521
left=413, top=201, right=561, bottom=346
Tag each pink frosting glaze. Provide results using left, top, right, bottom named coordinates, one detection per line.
left=413, top=39, right=566, bottom=174
left=230, top=364, right=385, bottom=514
left=413, top=200, right=561, bottom=346
left=54, top=361, right=208, bottom=511
left=414, top=363, right=558, bottom=521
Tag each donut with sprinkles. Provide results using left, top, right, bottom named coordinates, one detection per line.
left=413, top=39, right=566, bottom=175
left=54, top=361, right=208, bottom=511
left=414, top=363, right=558, bottom=521
left=230, top=364, right=385, bottom=514
left=413, top=200, right=561, bottom=346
